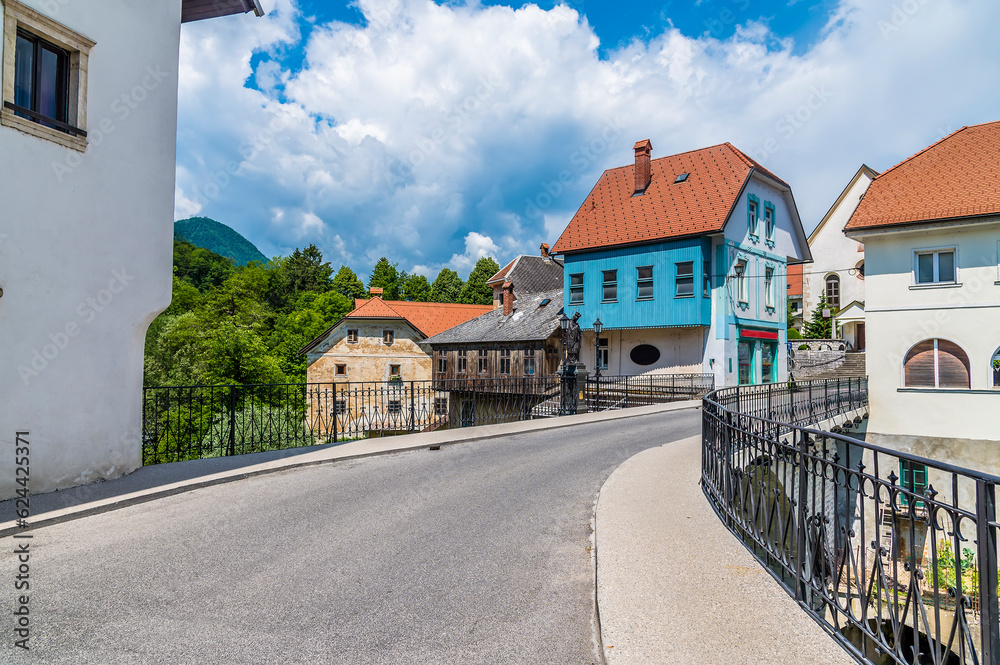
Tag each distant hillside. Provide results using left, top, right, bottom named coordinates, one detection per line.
left=174, top=217, right=268, bottom=266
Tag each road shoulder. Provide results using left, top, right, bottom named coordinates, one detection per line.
left=595, top=435, right=856, bottom=665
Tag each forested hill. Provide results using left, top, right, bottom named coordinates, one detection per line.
left=174, top=217, right=268, bottom=266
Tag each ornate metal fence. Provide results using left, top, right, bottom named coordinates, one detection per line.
left=702, top=379, right=1000, bottom=665
left=142, top=373, right=715, bottom=466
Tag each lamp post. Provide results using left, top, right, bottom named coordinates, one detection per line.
left=559, top=311, right=571, bottom=366
left=592, top=318, right=603, bottom=379
left=558, top=311, right=572, bottom=416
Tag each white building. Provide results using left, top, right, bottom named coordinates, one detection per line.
left=0, top=0, right=262, bottom=500
left=845, top=120, right=1000, bottom=478
left=802, top=165, right=875, bottom=349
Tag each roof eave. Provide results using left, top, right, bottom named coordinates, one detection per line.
left=845, top=212, right=1000, bottom=237
left=181, top=0, right=265, bottom=23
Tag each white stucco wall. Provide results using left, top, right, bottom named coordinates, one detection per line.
left=582, top=328, right=705, bottom=376
left=858, top=219, right=1000, bottom=457
left=0, top=0, right=184, bottom=499
left=803, top=168, right=873, bottom=321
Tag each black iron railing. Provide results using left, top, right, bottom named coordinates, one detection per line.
left=142, top=373, right=715, bottom=466
left=702, top=379, right=1000, bottom=665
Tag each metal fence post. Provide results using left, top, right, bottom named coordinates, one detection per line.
left=796, top=428, right=809, bottom=603
left=409, top=381, right=416, bottom=433
left=977, top=479, right=1000, bottom=664
left=227, top=384, right=237, bottom=457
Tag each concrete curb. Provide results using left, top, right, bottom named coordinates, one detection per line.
left=0, top=401, right=700, bottom=538
left=594, top=435, right=856, bottom=665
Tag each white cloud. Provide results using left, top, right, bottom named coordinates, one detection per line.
left=174, top=0, right=1000, bottom=276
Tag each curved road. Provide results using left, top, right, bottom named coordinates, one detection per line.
left=4, top=408, right=700, bottom=664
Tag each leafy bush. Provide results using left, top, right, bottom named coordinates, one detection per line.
left=787, top=328, right=802, bottom=339
left=199, top=402, right=314, bottom=457
left=798, top=344, right=809, bottom=350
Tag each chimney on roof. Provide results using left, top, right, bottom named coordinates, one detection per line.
left=540, top=243, right=550, bottom=258
left=633, top=139, right=652, bottom=195
left=502, top=282, right=515, bottom=316
left=369, top=287, right=384, bottom=299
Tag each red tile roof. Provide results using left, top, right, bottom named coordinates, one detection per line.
left=846, top=121, right=1000, bottom=230
left=347, top=299, right=493, bottom=337
left=486, top=259, right=515, bottom=285
left=552, top=142, right=788, bottom=254
left=786, top=264, right=803, bottom=297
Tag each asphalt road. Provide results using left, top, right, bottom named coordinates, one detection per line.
left=2, top=408, right=701, bottom=664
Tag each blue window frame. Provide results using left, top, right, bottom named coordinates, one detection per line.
left=637, top=266, right=654, bottom=300
left=569, top=273, right=584, bottom=304
left=602, top=270, right=618, bottom=302
left=748, top=194, right=760, bottom=240
left=764, top=202, right=775, bottom=246
left=675, top=262, right=694, bottom=297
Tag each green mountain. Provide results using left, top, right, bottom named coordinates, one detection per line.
left=174, top=217, right=268, bottom=266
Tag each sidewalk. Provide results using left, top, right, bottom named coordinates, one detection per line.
left=0, top=400, right=699, bottom=537
left=595, top=435, right=856, bottom=665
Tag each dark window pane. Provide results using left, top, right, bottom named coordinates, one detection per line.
left=14, top=35, right=35, bottom=110
left=917, top=254, right=934, bottom=283
left=676, top=278, right=693, bottom=297
left=638, top=282, right=654, bottom=299
left=676, top=262, right=693, bottom=277
left=603, top=283, right=617, bottom=301
left=38, top=45, right=67, bottom=122
left=938, top=251, right=955, bottom=282
left=637, top=266, right=652, bottom=280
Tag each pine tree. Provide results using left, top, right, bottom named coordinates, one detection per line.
left=802, top=293, right=834, bottom=339
left=368, top=257, right=401, bottom=299
left=331, top=265, right=367, bottom=300
left=430, top=268, right=464, bottom=303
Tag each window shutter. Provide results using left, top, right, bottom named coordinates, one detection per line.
left=937, top=340, right=970, bottom=388
left=904, top=340, right=936, bottom=387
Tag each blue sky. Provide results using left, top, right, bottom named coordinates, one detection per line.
left=174, top=0, right=1000, bottom=280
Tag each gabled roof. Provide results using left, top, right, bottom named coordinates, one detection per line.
left=808, top=164, right=878, bottom=243
left=182, top=0, right=264, bottom=22
left=552, top=142, right=790, bottom=254
left=299, top=299, right=492, bottom=354
left=486, top=255, right=563, bottom=295
left=423, top=289, right=563, bottom=346
left=846, top=120, right=1000, bottom=231
left=786, top=263, right=803, bottom=297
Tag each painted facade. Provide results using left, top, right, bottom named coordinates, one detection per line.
left=0, top=0, right=261, bottom=500
left=803, top=165, right=875, bottom=350
left=844, top=121, right=1000, bottom=485
left=554, top=140, right=810, bottom=388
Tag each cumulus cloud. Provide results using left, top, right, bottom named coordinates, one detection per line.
left=174, top=0, right=1000, bottom=279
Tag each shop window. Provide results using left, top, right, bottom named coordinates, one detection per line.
left=738, top=340, right=752, bottom=385
left=761, top=344, right=775, bottom=384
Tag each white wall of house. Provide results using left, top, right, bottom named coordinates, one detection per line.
left=803, top=167, right=873, bottom=322
left=582, top=328, right=704, bottom=376
left=857, top=218, right=1000, bottom=472
left=0, top=0, right=183, bottom=499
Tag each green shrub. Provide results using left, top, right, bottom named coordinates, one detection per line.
left=798, top=344, right=809, bottom=350
left=787, top=328, right=802, bottom=340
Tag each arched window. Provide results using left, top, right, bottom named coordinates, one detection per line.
left=856, top=261, right=865, bottom=279
left=825, top=274, right=840, bottom=309
left=992, top=348, right=1000, bottom=388
left=904, top=339, right=970, bottom=389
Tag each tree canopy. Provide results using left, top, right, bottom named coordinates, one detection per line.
left=459, top=257, right=500, bottom=305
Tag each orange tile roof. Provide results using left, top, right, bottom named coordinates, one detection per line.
left=486, top=259, right=515, bottom=285
left=846, top=120, right=1000, bottom=230
left=552, top=142, right=788, bottom=254
left=786, top=263, right=803, bottom=297
left=347, top=299, right=493, bottom=337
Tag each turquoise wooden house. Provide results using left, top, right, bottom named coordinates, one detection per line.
left=551, top=139, right=811, bottom=387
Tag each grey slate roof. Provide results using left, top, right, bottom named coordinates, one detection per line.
left=486, top=255, right=563, bottom=295
left=424, top=288, right=563, bottom=346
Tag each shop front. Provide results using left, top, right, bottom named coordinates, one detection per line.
left=737, top=328, right=779, bottom=385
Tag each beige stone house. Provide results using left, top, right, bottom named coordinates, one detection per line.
left=299, top=289, right=492, bottom=436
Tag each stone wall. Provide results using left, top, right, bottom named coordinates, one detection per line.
left=792, top=339, right=849, bottom=352
left=790, top=349, right=847, bottom=379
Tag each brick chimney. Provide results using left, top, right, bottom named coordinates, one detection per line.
left=369, top=287, right=384, bottom=299
left=502, top=282, right=515, bottom=316
left=540, top=243, right=550, bottom=258
left=633, top=139, right=652, bottom=194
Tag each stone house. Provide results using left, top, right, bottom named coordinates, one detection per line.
left=0, top=0, right=262, bottom=500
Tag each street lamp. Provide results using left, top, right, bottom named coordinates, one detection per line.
left=559, top=311, right=571, bottom=368
left=592, top=318, right=603, bottom=379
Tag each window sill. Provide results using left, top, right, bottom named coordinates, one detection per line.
left=909, top=282, right=962, bottom=290
left=898, top=388, right=999, bottom=394
left=602, top=300, right=618, bottom=304
left=0, top=108, right=87, bottom=152
left=569, top=301, right=585, bottom=306
left=674, top=294, right=694, bottom=299
left=636, top=297, right=654, bottom=302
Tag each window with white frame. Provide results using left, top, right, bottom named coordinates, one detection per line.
left=347, top=329, right=359, bottom=344
left=748, top=196, right=760, bottom=239
left=523, top=348, right=535, bottom=376
left=437, top=354, right=447, bottom=374
left=735, top=260, right=748, bottom=304
left=499, top=348, right=511, bottom=375
left=597, top=338, right=609, bottom=370
left=1, top=0, right=94, bottom=151
left=764, top=204, right=775, bottom=244
left=383, top=329, right=395, bottom=345
left=457, top=349, right=467, bottom=373
left=764, top=266, right=775, bottom=309
left=914, top=248, right=956, bottom=285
